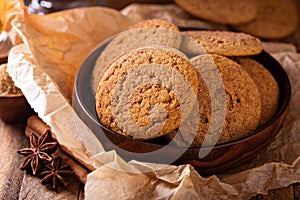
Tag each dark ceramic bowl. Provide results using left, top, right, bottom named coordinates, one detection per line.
left=73, top=39, right=291, bottom=175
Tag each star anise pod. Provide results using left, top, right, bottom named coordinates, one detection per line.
left=18, top=130, right=58, bottom=175
left=39, top=156, right=74, bottom=189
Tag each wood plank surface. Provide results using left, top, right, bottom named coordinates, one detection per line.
left=0, top=119, right=83, bottom=200
left=1, top=118, right=300, bottom=199
left=1, top=1, right=300, bottom=199
left=18, top=174, right=84, bottom=200
left=0, top=121, right=27, bottom=200
left=251, top=185, right=295, bottom=200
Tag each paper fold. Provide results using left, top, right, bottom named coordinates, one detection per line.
left=5, top=3, right=300, bottom=200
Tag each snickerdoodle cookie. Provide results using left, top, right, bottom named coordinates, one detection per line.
left=92, top=20, right=182, bottom=94
left=128, top=19, right=180, bottom=31
left=174, top=0, right=257, bottom=25
left=235, top=57, right=279, bottom=126
left=233, top=0, right=298, bottom=39
left=95, top=47, right=199, bottom=139
left=167, top=54, right=262, bottom=147
left=181, top=30, right=262, bottom=57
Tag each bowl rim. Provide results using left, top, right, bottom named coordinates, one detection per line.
left=0, top=93, right=24, bottom=98
left=74, top=36, right=291, bottom=151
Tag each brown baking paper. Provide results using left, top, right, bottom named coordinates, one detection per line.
left=6, top=4, right=137, bottom=170
left=5, top=2, right=300, bottom=200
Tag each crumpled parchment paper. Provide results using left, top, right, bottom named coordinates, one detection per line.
left=5, top=2, right=300, bottom=200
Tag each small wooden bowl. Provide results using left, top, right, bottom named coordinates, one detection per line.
left=73, top=39, right=291, bottom=175
left=0, top=58, right=35, bottom=123
left=0, top=93, right=35, bottom=123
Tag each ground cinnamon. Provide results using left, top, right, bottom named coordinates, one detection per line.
left=0, top=63, right=22, bottom=95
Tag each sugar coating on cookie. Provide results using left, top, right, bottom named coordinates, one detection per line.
left=182, top=31, right=262, bottom=56
left=235, top=57, right=279, bottom=126
left=175, top=0, right=257, bottom=25
left=95, top=47, right=199, bottom=139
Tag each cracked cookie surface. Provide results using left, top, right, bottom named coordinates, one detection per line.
left=95, top=47, right=199, bottom=139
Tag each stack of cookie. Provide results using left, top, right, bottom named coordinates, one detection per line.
left=174, top=0, right=298, bottom=39
left=94, top=19, right=279, bottom=147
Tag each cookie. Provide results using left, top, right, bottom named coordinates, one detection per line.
left=95, top=47, right=199, bottom=140
left=234, top=57, right=279, bottom=126
left=174, top=0, right=257, bottom=25
left=167, top=54, right=262, bottom=147
left=181, top=30, right=262, bottom=56
left=91, top=23, right=182, bottom=94
left=128, top=19, right=180, bottom=32
left=233, top=0, right=298, bottom=39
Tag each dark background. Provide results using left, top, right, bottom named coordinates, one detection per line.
left=24, top=0, right=174, bottom=13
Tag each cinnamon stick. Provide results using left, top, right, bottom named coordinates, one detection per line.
left=25, top=115, right=92, bottom=184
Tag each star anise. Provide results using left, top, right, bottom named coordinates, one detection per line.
left=39, top=156, right=74, bottom=189
left=18, top=130, right=58, bottom=175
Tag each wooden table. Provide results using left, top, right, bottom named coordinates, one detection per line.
left=1, top=118, right=300, bottom=200
left=1, top=1, right=300, bottom=199
left=0, top=120, right=84, bottom=200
